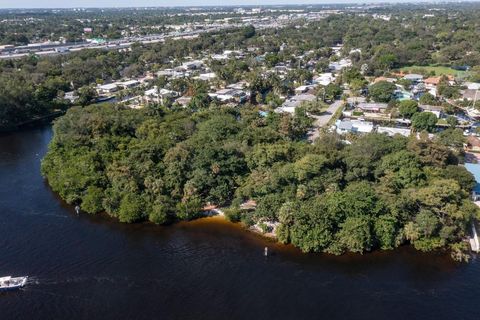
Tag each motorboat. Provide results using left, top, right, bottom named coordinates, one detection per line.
left=0, top=276, right=28, bottom=291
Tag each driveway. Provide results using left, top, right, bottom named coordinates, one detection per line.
left=307, top=100, right=343, bottom=141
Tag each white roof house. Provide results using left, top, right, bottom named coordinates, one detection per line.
left=336, top=119, right=374, bottom=134
left=227, top=81, right=248, bottom=90
left=403, top=74, right=424, bottom=82
left=377, top=126, right=411, bottom=137
left=294, top=85, right=311, bottom=94
left=275, top=93, right=317, bottom=114
left=357, top=102, right=388, bottom=113
left=313, top=73, right=335, bottom=86
left=97, top=83, right=119, bottom=93
left=329, top=59, right=352, bottom=72
left=465, top=82, right=480, bottom=90
left=182, top=60, right=204, bottom=70
left=195, top=72, right=217, bottom=81
left=209, top=88, right=247, bottom=102
left=212, top=54, right=229, bottom=60
left=419, top=104, right=442, bottom=118
left=157, top=69, right=175, bottom=77
left=119, top=80, right=140, bottom=88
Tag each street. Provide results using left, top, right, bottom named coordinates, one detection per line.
left=307, top=100, right=343, bottom=142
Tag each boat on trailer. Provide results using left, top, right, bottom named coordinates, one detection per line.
left=0, top=276, right=28, bottom=291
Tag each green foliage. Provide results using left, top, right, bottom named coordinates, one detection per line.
left=176, top=197, right=203, bottom=221
left=148, top=202, right=171, bottom=225
left=323, top=83, right=343, bottom=101
left=224, top=208, right=242, bottom=223
left=81, top=186, right=105, bottom=214
left=419, top=93, right=437, bottom=105
left=42, top=102, right=477, bottom=259
left=335, top=216, right=373, bottom=254
left=118, top=193, right=145, bottom=223
left=368, top=81, right=397, bottom=103
left=398, top=100, right=419, bottom=119
left=411, top=112, right=438, bottom=132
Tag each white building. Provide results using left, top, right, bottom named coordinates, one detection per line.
left=195, top=72, right=217, bottom=81
left=313, top=73, right=335, bottom=86
left=377, top=126, right=411, bottom=137
left=119, top=80, right=140, bottom=89
left=97, top=83, right=119, bottom=94
left=328, top=59, right=352, bottom=72
left=335, top=119, right=374, bottom=134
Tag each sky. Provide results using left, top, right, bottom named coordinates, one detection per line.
left=0, top=0, right=457, bottom=9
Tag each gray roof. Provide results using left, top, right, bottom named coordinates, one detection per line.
left=292, top=93, right=316, bottom=102
left=357, top=102, right=388, bottom=111
left=419, top=104, right=442, bottom=112
left=404, top=74, right=424, bottom=81
left=336, top=120, right=353, bottom=131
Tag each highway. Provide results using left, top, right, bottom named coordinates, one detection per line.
left=0, top=20, right=286, bottom=60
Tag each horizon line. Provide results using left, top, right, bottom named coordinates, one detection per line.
left=3, top=1, right=480, bottom=10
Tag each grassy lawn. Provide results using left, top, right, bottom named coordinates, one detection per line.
left=399, top=65, right=468, bottom=77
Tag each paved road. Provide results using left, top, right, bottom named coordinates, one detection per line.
left=307, top=100, right=343, bottom=142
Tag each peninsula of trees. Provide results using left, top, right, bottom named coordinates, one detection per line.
left=42, top=104, right=478, bottom=260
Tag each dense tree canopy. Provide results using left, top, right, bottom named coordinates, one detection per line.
left=42, top=104, right=479, bottom=260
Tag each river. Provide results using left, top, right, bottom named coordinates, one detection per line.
left=1, top=126, right=480, bottom=320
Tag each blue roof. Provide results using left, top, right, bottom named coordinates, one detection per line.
left=464, top=163, right=480, bottom=193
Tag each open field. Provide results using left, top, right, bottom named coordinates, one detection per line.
left=399, top=65, right=469, bottom=77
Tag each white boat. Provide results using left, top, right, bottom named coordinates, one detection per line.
left=0, top=276, right=28, bottom=291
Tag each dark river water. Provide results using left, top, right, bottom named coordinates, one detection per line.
left=1, top=126, right=480, bottom=320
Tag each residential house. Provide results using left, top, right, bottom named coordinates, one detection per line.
left=182, top=60, right=204, bottom=70
left=144, top=87, right=179, bottom=104
left=227, top=81, right=248, bottom=90
left=357, top=102, right=388, bottom=113
left=195, top=72, right=217, bottom=81
left=403, top=74, right=423, bottom=83
left=119, top=80, right=140, bottom=89
left=419, top=104, right=443, bottom=118
left=276, top=93, right=317, bottom=114
left=313, top=73, right=335, bottom=86
left=377, top=126, right=411, bottom=137
left=462, top=89, right=479, bottom=101
left=64, top=91, right=78, bottom=103
left=335, top=119, right=374, bottom=134
left=175, top=96, right=192, bottom=107
left=465, top=82, right=480, bottom=90
left=97, top=83, right=119, bottom=94
left=328, top=58, right=352, bottom=72
left=294, top=85, right=310, bottom=94
left=209, top=88, right=248, bottom=103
